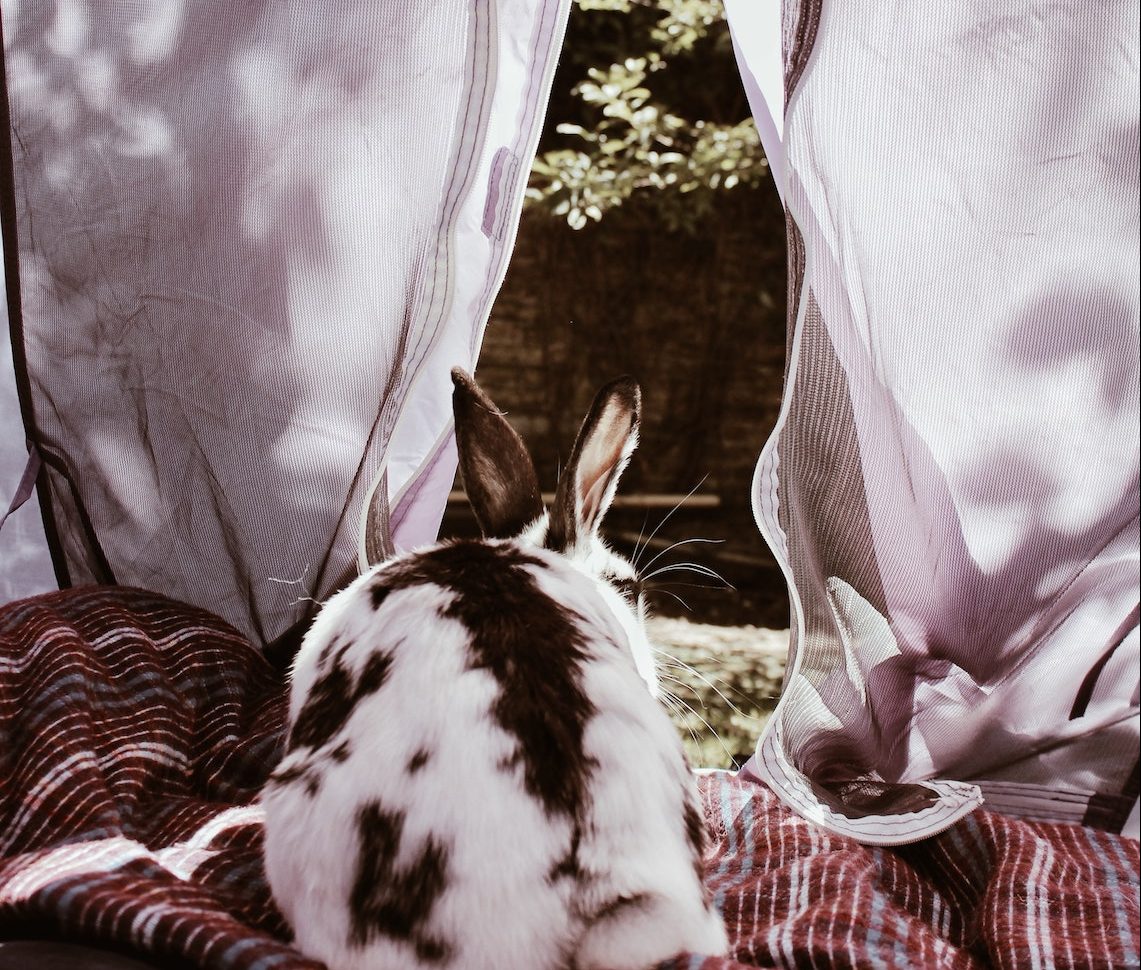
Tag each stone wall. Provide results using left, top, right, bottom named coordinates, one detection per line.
left=446, top=185, right=793, bottom=627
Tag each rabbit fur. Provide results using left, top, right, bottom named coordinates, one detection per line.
left=261, top=369, right=728, bottom=970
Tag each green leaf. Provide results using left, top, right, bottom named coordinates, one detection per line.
left=528, top=0, right=765, bottom=227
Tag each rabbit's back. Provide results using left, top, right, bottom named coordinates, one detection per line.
left=262, top=538, right=725, bottom=969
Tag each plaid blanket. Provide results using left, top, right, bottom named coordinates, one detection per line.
left=1, top=588, right=1138, bottom=969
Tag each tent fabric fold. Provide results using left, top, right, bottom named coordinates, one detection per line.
left=0, top=0, right=571, bottom=648
left=730, top=0, right=1140, bottom=842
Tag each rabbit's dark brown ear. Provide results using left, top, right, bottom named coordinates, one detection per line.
left=452, top=368, right=543, bottom=539
left=549, top=377, right=641, bottom=552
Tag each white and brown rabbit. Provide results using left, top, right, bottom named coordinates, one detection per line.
left=261, top=369, right=728, bottom=970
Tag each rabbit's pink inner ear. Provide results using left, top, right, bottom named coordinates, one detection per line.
left=452, top=369, right=543, bottom=539
left=575, top=399, right=636, bottom=531
left=548, top=376, right=640, bottom=552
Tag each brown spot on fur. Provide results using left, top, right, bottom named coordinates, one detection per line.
left=548, top=827, right=585, bottom=884
left=592, top=892, right=649, bottom=922
left=375, top=541, right=597, bottom=820
left=683, top=796, right=708, bottom=890
left=349, top=802, right=452, bottom=961
left=267, top=761, right=322, bottom=798
left=288, top=648, right=393, bottom=752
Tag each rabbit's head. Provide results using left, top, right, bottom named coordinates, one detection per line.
left=451, top=368, right=654, bottom=689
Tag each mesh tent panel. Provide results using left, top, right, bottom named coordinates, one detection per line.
left=731, top=0, right=1140, bottom=842
left=0, top=0, right=570, bottom=648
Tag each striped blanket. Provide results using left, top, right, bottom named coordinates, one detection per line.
left=1, top=587, right=1138, bottom=969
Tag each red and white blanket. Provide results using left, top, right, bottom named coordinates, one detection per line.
left=1, top=588, right=1138, bottom=969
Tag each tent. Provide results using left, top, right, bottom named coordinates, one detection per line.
left=0, top=5, right=1137, bottom=960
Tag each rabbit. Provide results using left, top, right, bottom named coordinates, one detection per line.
left=261, top=368, right=729, bottom=970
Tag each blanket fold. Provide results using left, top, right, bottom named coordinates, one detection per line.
left=1, top=588, right=1137, bottom=969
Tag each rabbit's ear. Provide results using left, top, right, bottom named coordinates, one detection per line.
left=549, top=377, right=641, bottom=551
left=452, top=368, right=543, bottom=539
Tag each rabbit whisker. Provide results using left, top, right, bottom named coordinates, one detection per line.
left=643, top=563, right=730, bottom=593
left=640, top=536, right=724, bottom=576
left=652, top=658, right=686, bottom=677
left=661, top=689, right=737, bottom=764
left=631, top=475, right=710, bottom=571
left=643, top=561, right=729, bottom=583
left=630, top=509, right=653, bottom=569
left=651, top=646, right=759, bottom=719
left=642, top=561, right=734, bottom=589
left=649, top=580, right=729, bottom=592
left=658, top=670, right=707, bottom=706
left=658, top=690, right=706, bottom=749
left=647, top=587, right=692, bottom=612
